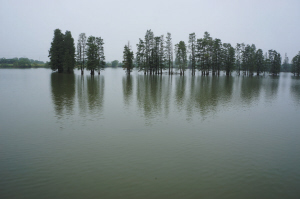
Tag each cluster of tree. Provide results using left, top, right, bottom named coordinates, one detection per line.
left=76, top=33, right=105, bottom=75
left=135, top=30, right=173, bottom=75
left=49, top=29, right=105, bottom=75
left=291, top=52, right=300, bottom=76
left=133, top=30, right=285, bottom=76
left=0, top=57, right=47, bottom=68
left=49, top=29, right=75, bottom=73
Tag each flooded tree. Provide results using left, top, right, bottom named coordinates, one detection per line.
left=63, top=31, right=76, bottom=73
left=86, top=36, right=105, bottom=75
left=175, top=41, right=187, bottom=75
left=291, top=52, right=300, bottom=76
left=235, top=43, right=243, bottom=75
left=144, top=30, right=154, bottom=74
left=77, top=33, right=87, bottom=74
left=188, top=33, right=196, bottom=75
left=212, top=38, right=223, bottom=75
left=255, top=49, right=264, bottom=76
left=49, top=29, right=75, bottom=73
left=49, top=29, right=65, bottom=72
left=136, top=38, right=145, bottom=73
left=222, top=43, right=235, bottom=76
left=122, top=42, right=134, bottom=74
left=268, top=50, right=281, bottom=75
left=165, top=32, right=174, bottom=75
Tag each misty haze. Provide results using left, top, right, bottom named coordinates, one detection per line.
left=1, top=0, right=300, bottom=198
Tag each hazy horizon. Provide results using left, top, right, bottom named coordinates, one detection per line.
left=1, top=0, right=299, bottom=62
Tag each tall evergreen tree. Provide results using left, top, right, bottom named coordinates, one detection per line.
left=165, top=32, right=173, bottom=75
left=188, top=33, right=196, bottom=75
left=77, top=33, right=87, bottom=74
left=212, top=38, right=223, bottom=75
left=86, top=36, right=105, bottom=75
left=49, top=29, right=65, bottom=72
left=136, top=38, right=145, bottom=72
left=291, top=52, right=300, bottom=76
left=255, top=49, right=264, bottom=76
left=123, top=42, right=134, bottom=74
left=223, top=43, right=235, bottom=76
left=268, top=50, right=281, bottom=75
left=159, top=35, right=165, bottom=74
left=153, top=36, right=161, bottom=74
left=144, top=30, right=154, bottom=74
left=96, top=37, right=105, bottom=75
left=175, top=41, right=187, bottom=75
left=235, top=43, right=243, bottom=75
left=63, top=31, right=76, bottom=73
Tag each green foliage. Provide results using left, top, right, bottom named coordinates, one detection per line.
left=212, top=38, right=223, bottom=75
left=235, top=43, right=243, bottom=75
left=136, top=38, right=145, bottom=72
left=0, top=57, right=47, bottom=68
left=268, top=50, right=281, bottom=75
left=223, top=43, right=235, bottom=75
left=122, top=43, right=134, bottom=74
left=49, top=29, right=65, bottom=72
left=291, top=52, right=300, bottom=76
left=63, top=31, right=76, bottom=72
left=86, top=36, right=105, bottom=75
left=255, top=49, right=264, bottom=75
left=175, top=41, right=187, bottom=75
left=188, top=33, right=196, bottom=75
left=165, top=32, right=173, bottom=74
left=49, top=29, right=76, bottom=73
left=76, top=33, right=87, bottom=73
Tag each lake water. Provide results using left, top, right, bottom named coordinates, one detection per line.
left=0, top=68, right=300, bottom=198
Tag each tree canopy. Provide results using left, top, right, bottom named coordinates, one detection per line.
left=49, top=29, right=75, bottom=73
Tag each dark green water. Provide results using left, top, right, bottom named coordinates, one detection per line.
left=0, top=68, right=300, bottom=198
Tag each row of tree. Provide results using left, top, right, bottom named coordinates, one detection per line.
left=48, top=29, right=299, bottom=76
left=135, top=30, right=285, bottom=76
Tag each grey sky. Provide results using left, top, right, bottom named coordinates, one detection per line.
left=1, top=0, right=299, bottom=62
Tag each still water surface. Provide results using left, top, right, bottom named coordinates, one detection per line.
left=0, top=68, right=300, bottom=198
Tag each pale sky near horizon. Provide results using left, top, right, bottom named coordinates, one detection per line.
left=1, top=0, right=299, bottom=62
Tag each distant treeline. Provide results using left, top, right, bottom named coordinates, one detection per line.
left=48, top=28, right=300, bottom=76
left=0, top=57, right=49, bottom=68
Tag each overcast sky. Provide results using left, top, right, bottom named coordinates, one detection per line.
left=1, top=0, right=299, bottom=62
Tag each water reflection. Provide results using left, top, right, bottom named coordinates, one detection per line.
left=132, top=74, right=281, bottom=122
left=188, top=76, right=234, bottom=119
left=240, top=76, right=262, bottom=104
left=175, top=76, right=186, bottom=108
left=136, top=75, right=172, bottom=121
left=263, top=76, right=279, bottom=100
left=77, top=75, right=88, bottom=115
left=86, top=75, right=105, bottom=114
left=51, top=73, right=104, bottom=118
left=122, top=75, right=133, bottom=107
left=51, top=73, right=75, bottom=118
